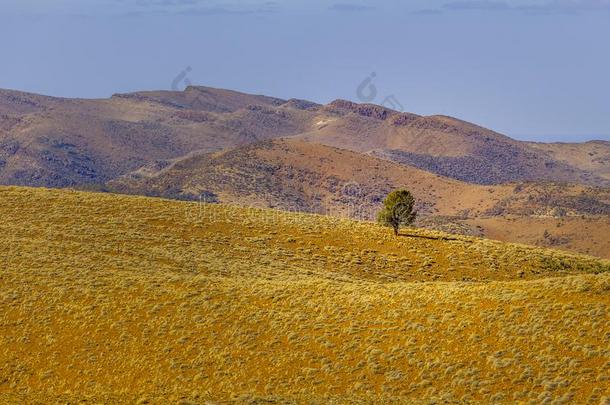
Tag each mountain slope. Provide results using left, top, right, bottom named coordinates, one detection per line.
left=526, top=140, right=610, bottom=181
left=1, top=187, right=609, bottom=403
left=0, top=87, right=318, bottom=187
left=108, top=138, right=500, bottom=218
left=113, top=85, right=289, bottom=112
left=296, top=100, right=609, bottom=186
left=1, top=87, right=608, bottom=188
left=108, top=138, right=610, bottom=257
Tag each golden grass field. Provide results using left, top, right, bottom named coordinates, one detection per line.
left=1, top=186, right=609, bottom=403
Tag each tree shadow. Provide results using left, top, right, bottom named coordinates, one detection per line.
left=397, top=232, right=465, bottom=242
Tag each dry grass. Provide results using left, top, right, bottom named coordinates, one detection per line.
left=465, top=215, right=610, bottom=259
left=108, top=138, right=610, bottom=259
left=0, top=186, right=609, bottom=403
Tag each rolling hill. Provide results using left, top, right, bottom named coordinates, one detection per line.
left=1, top=186, right=609, bottom=403
left=295, top=100, right=610, bottom=186
left=108, top=138, right=610, bottom=258
left=108, top=138, right=499, bottom=217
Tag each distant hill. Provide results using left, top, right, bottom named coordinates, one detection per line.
left=526, top=140, right=610, bottom=181
left=1, top=87, right=609, bottom=187
left=108, top=138, right=493, bottom=218
left=296, top=100, right=610, bottom=186
left=0, top=87, right=317, bottom=187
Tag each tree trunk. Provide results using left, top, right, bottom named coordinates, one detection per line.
left=393, top=225, right=399, bottom=236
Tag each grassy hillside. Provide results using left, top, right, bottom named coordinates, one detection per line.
left=108, top=138, right=610, bottom=258
left=1, top=187, right=609, bottom=403
left=107, top=138, right=501, bottom=218
left=463, top=216, right=610, bottom=258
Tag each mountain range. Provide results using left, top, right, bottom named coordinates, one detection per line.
left=1, top=85, right=608, bottom=257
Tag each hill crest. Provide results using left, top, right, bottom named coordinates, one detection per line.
left=1, top=86, right=609, bottom=187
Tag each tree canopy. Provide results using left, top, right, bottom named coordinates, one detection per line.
left=377, top=189, right=417, bottom=235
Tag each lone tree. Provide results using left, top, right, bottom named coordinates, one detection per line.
left=377, top=189, right=417, bottom=236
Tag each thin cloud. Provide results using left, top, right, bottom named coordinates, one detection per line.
left=551, top=0, right=610, bottom=9
left=177, top=5, right=276, bottom=16
left=527, top=0, right=610, bottom=12
left=438, top=0, right=610, bottom=14
left=443, top=1, right=510, bottom=10
left=135, top=0, right=200, bottom=5
left=328, top=3, right=375, bottom=12
left=412, top=8, right=444, bottom=15
left=114, top=0, right=278, bottom=16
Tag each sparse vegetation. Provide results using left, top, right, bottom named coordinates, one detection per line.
left=0, top=186, right=609, bottom=403
left=107, top=139, right=610, bottom=258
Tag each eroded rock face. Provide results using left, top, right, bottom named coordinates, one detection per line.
left=282, top=99, right=321, bottom=111
left=326, top=99, right=397, bottom=120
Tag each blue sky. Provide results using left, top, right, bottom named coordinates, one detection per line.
left=1, top=0, right=610, bottom=142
